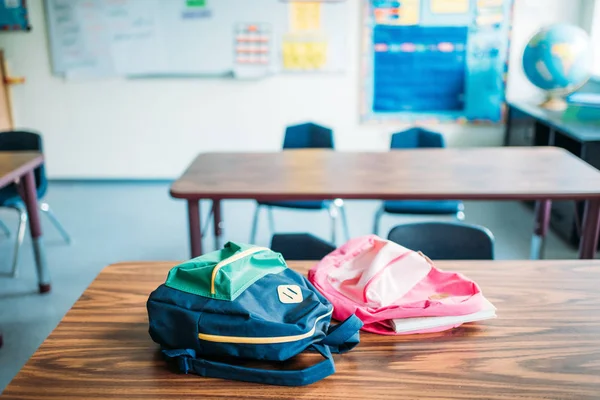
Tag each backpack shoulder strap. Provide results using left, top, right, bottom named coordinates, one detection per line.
left=163, top=344, right=335, bottom=387
left=321, top=314, right=363, bottom=354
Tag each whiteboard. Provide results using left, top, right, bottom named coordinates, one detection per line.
left=44, top=0, right=349, bottom=79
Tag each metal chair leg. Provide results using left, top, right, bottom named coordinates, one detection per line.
left=456, top=203, right=466, bottom=221
left=0, top=218, right=10, bottom=237
left=373, top=204, right=385, bottom=236
left=202, top=203, right=213, bottom=236
left=339, top=203, right=350, bottom=242
left=9, top=206, right=28, bottom=278
left=250, top=205, right=261, bottom=244
left=328, top=205, right=338, bottom=244
left=267, top=207, right=276, bottom=235
left=40, top=202, right=71, bottom=244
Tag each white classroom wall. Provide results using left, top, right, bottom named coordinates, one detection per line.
left=584, top=0, right=600, bottom=76
left=0, top=0, right=586, bottom=179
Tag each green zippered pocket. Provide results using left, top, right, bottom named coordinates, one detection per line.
left=165, top=242, right=287, bottom=301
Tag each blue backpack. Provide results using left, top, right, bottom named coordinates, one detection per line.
left=147, top=242, right=362, bottom=386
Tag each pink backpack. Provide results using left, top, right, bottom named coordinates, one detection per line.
left=308, top=235, right=489, bottom=335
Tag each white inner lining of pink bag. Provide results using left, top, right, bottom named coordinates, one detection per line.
left=326, top=238, right=432, bottom=308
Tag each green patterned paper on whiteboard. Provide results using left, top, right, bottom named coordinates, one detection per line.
left=187, top=0, right=206, bottom=7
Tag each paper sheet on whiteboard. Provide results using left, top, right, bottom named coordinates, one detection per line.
left=45, top=0, right=116, bottom=78
left=290, top=1, right=321, bottom=32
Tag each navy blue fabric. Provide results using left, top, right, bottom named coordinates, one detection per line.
left=149, top=269, right=332, bottom=361
left=0, top=131, right=47, bottom=207
left=148, top=266, right=362, bottom=386
left=383, top=200, right=463, bottom=215
left=148, top=269, right=360, bottom=360
left=322, top=314, right=362, bottom=354
left=161, top=316, right=361, bottom=386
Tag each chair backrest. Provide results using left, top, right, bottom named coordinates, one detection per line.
left=0, top=130, right=47, bottom=196
left=387, top=222, right=495, bottom=260
left=390, top=127, right=445, bottom=149
left=283, top=123, right=334, bottom=149
left=270, top=233, right=336, bottom=261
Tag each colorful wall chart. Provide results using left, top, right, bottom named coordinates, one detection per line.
left=234, top=23, right=271, bottom=66
left=0, top=0, right=30, bottom=31
left=233, top=23, right=272, bottom=79
left=361, top=0, right=514, bottom=124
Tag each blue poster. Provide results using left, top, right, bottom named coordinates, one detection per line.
left=362, top=0, right=513, bottom=124
left=0, top=0, right=30, bottom=31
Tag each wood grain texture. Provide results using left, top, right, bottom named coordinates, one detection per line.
left=169, top=148, right=600, bottom=201
left=4, top=260, right=600, bottom=399
left=0, top=152, right=43, bottom=188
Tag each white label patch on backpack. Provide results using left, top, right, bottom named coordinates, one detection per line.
left=277, top=285, right=303, bottom=304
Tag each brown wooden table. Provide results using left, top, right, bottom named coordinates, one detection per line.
left=0, top=151, right=50, bottom=292
left=4, top=260, right=600, bottom=399
left=170, top=147, right=600, bottom=259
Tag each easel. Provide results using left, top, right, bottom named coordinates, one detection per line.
left=0, top=50, right=25, bottom=130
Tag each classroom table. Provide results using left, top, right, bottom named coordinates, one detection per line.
left=0, top=151, right=50, bottom=292
left=170, top=147, right=600, bottom=259
left=4, top=260, right=600, bottom=399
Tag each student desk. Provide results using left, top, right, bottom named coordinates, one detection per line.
left=505, top=100, right=600, bottom=247
left=505, top=100, right=600, bottom=147
left=170, top=147, right=600, bottom=259
left=4, top=260, right=600, bottom=399
left=0, top=151, right=50, bottom=292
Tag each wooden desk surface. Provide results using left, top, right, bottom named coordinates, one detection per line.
left=170, top=147, right=600, bottom=201
left=0, top=152, right=43, bottom=188
left=4, top=260, right=600, bottom=399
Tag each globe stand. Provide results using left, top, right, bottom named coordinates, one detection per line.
left=539, top=95, right=568, bottom=111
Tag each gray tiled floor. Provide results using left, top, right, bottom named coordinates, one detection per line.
left=0, top=181, right=583, bottom=392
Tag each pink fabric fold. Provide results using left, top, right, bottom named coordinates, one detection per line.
left=308, top=235, right=485, bottom=335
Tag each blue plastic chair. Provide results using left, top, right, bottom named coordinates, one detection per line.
left=270, top=233, right=336, bottom=261
left=249, top=123, right=350, bottom=244
left=0, top=130, right=70, bottom=277
left=373, top=128, right=464, bottom=235
left=387, top=221, right=494, bottom=260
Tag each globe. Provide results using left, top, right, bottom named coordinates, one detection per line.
left=522, top=23, right=593, bottom=110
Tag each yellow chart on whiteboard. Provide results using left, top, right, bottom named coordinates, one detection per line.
left=290, top=2, right=321, bottom=32
left=431, top=0, right=469, bottom=14
left=282, top=34, right=327, bottom=70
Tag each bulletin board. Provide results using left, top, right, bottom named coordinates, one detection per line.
left=0, top=0, right=30, bottom=31
left=361, top=0, right=514, bottom=124
left=44, top=0, right=349, bottom=80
